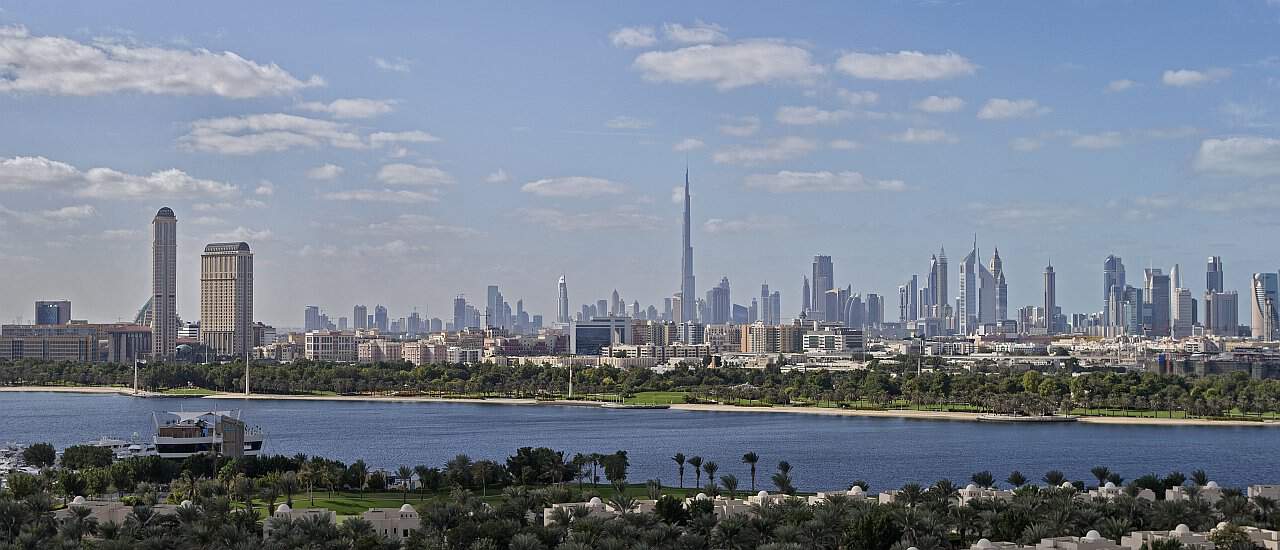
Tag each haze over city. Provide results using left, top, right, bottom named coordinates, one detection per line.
left=3, top=2, right=1280, bottom=326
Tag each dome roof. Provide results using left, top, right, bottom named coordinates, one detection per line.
left=275, top=503, right=291, bottom=513
left=1084, top=530, right=1103, bottom=541
left=758, top=490, right=769, bottom=499
left=1206, top=481, right=1219, bottom=489
left=180, top=500, right=193, bottom=508
left=975, top=539, right=993, bottom=549
left=966, top=483, right=979, bottom=491
left=155, top=207, right=175, bottom=218
left=399, top=504, right=415, bottom=513
left=1061, top=482, right=1074, bottom=489
left=1216, top=521, right=1229, bottom=530
left=695, top=493, right=709, bottom=501
left=1104, top=482, right=1116, bottom=489
left=1174, top=524, right=1191, bottom=535
left=588, top=497, right=602, bottom=506
left=71, top=496, right=86, bottom=505
left=849, top=486, right=863, bottom=495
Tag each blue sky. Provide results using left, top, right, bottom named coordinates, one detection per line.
left=2, top=1, right=1279, bottom=327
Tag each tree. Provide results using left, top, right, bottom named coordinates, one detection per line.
left=56, top=470, right=86, bottom=503
left=720, top=474, right=739, bottom=499
left=741, top=452, right=759, bottom=492
left=688, top=456, right=704, bottom=488
left=772, top=461, right=795, bottom=495
left=1191, top=469, right=1209, bottom=487
left=971, top=470, right=995, bottom=488
left=602, top=451, right=629, bottom=487
left=672, top=453, right=687, bottom=489
left=1091, top=466, right=1112, bottom=487
left=397, top=465, right=414, bottom=503
left=703, top=461, right=719, bottom=491
left=1043, top=470, right=1067, bottom=486
left=61, top=445, right=114, bottom=470
left=22, top=442, right=56, bottom=468
left=277, top=471, right=300, bottom=507
left=1209, top=523, right=1251, bottom=550
left=1008, top=470, right=1028, bottom=487
left=413, top=465, right=433, bottom=501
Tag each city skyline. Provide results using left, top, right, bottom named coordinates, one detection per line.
left=3, top=3, right=1280, bottom=325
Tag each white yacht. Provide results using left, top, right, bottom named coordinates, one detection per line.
left=84, top=435, right=157, bottom=459
left=153, top=410, right=266, bottom=459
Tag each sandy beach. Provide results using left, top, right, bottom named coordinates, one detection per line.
left=4, top=386, right=1277, bottom=427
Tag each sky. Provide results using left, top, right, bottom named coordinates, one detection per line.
left=2, top=1, right=1279, bottom=328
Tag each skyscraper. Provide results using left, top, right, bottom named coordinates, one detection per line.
left=811, top=255, right=834, bottom=321
left=34, top=300, right=71, bottom=325
left=1043, top=260, right=1057, bottom=334
left=707, top=277, right=731, bottom=324
left=680, top=169, right=696, bottom=324
left=353, top=305, right=368, bottom=329
left=1144, top=269, right=1171, bottom=337
left=1205, top=291, right=1239, bottom=336
left=1103, top=255, right=1125, bottom=327
left=151, top=207, right=177, bottom=361
left=304, top=305, right=322, bottom=331
left=374, top=305, right=389, bottom=332
left=557, top=275, right=570, bottom=324
left=801, top=276, right=811, bottom=316
left=958, top=240, right=977, bottom=334
left=1171, top=287, right=1193, bottom=338
left=1252, top=273, right=1279, bottom=341
left=199, top=242, right=253, bottom=357
left=1207, top=256, right=1224, bottom=293
left=990, top=248, right=1007, bottom=321
left=452, top=296, right=467, bottom=332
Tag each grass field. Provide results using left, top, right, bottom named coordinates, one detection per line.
left=624, top=391, right=687, bottom=405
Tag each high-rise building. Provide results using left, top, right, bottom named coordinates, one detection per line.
left=34, top=300, right=71, bottom=325
left=304, top=306, right=322, bottom=331
left=990, top=248, right=1008, bottom=321
left=680, top=169, right=697, bottom=324
left=1103, top=255, right=1126, bottom=328
left=557, top=275, right=570, bottom=324
left=452, top=296, right=466, bottom=332
left=353, top=305, right=368, bottom=329
left=1043, top=260, right=1057, bottom=334
left=866, top=293, right=884, bottom=326
left=1205, top=291, right=1239, bottom=336
left=151, top=207, right=177, bottom=361
left=199, top=242, right=253, bottom=357
left=811, top=255, right=834, bottom=321
left=801, top=276, right=811, bottom=317
left=707, top=277, right=731, bottom=324
left=958, top=241, right=978, bottom=334
left=374, top=305, right=389, bottom=332
left=1206, top=256, right=1224, bottom=294
left=1252, top=273, right=1279, bottom=341
left=1144, top=269, right=1171, bottom=337
left=925, top=247, right=949, bottom=320
left=903, top=275, right=918, bottom=322
left=1171, top=287, right=1193, bottom=338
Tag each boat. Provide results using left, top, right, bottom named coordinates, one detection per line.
left=83, top=435, right=156, bottom=459
left=977, top=413, right=1078, bottom=423
left=153, top=410, right=266, bottom=459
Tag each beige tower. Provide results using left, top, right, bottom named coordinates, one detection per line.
left=151, top=207, right=177, bottom=360
left=200, top=242, right=254, bottom=356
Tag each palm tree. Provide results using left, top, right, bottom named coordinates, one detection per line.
left=1043, top=470, right=1066, bottom=486
left=1191, top=469, right=1209, bottom=487
left=472, top=461, right=491, bottom=497
left=397, top=466, right=413, bottom=503
left=1007, top=470, right=1027, bottom=488
left=1091, top=466, right=1112, bottom=487
left=688, top=456, right=704, bottom=488
left=741, top=452, right=759, bottom=492
left=971, top=471, right=995, bottom=488
left=703, top=462, right=719, bottom=491
left=672, top=453, right=687, bottom=489
left=277, top=471, right=300, bottom=508
left=413, top=465, right=432, bottom=501
left=721, top=475, right=739, bottom=499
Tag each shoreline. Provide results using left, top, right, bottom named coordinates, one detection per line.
left=3, top=386, right=1276, bottom=427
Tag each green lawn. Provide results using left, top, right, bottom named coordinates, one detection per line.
left=624, top=391, right=687, bottom=405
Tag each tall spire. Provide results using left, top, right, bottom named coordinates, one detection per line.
left=680, top=167, right=696, bottom=323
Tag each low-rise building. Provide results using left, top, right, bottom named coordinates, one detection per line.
left=362, top=504, right=420, bottom=541
left=303, top=331, right=357, bottom=362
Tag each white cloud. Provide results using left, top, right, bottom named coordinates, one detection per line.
left=485, top=169, right=510, bottom=183
left=0, top=25, right=322, bottom=97
left=296, top=98, right=397, bottom=119
left=376, top=163, right=455, bottom=186
left=977, top=98, right=1050, bottom=120
left=1194, top=136, right=1280, bottom=177
left=521, top=176, right=626, bottom=197
left=0, top=204, right=96, bottom=225
left=835, top=50, right=976, bottom=81
left=1106, top=79, right=1137, bottom=92
left=837, top=89, right=879, bottom=106
left=254, top=181, right=274, bottom=196
left=180, top=114, right=438, bottom=154
left=712, top=136, right=818, bottom=165
left=321, top=189, right=438, bottom=203
left=662, top=22, right=728, bottom=45
left=703, top=216, right=789, bottom=234
left=372, top=56, right=411, bottom=73
left=189, top=216, right=225, bottom=225
left=718, top=115, right=760, bottom=137
left=633, top=41, right=824, bottom=90
left=913, top=95, right=965, bottom=113
left=368, top=130, right=441, bottom=146
left=210, top=226, right=272, bottom=241
left=888, top=128, right=958, bottom=144
left=673, top=138, right=705, bottom=151
left=775, top=105, right=853, bottom=125
left=609, top=26, right=657, bottom=48
left=743, top=170, right=907, bottom=193
left=1162, top=68, right=1231, bottom=87
left=357, top=214, right=479, bottom=238
left=353, top=239, right=430, bottom=256
left=306, top=163, right=344, bottom=180
left=521, top=207, right=660, bottom=231
left=1070, top=131, right=1128, bottom=149
left=829, top=139, right=861, bottom=150
left=605, top=115, right=654, bottom=129
left=0, top=155, right=237, bottom=199
left=1010, top=137, right=1043, bottom=152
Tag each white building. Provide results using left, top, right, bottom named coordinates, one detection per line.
left=199, top=242, right=254, bottom=357
left=362, top=504, right=420, bottom=541
left=304, top=331, right=357, bottom=362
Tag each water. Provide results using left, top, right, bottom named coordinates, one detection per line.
left=3, top=392, right=1276, bottom=491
